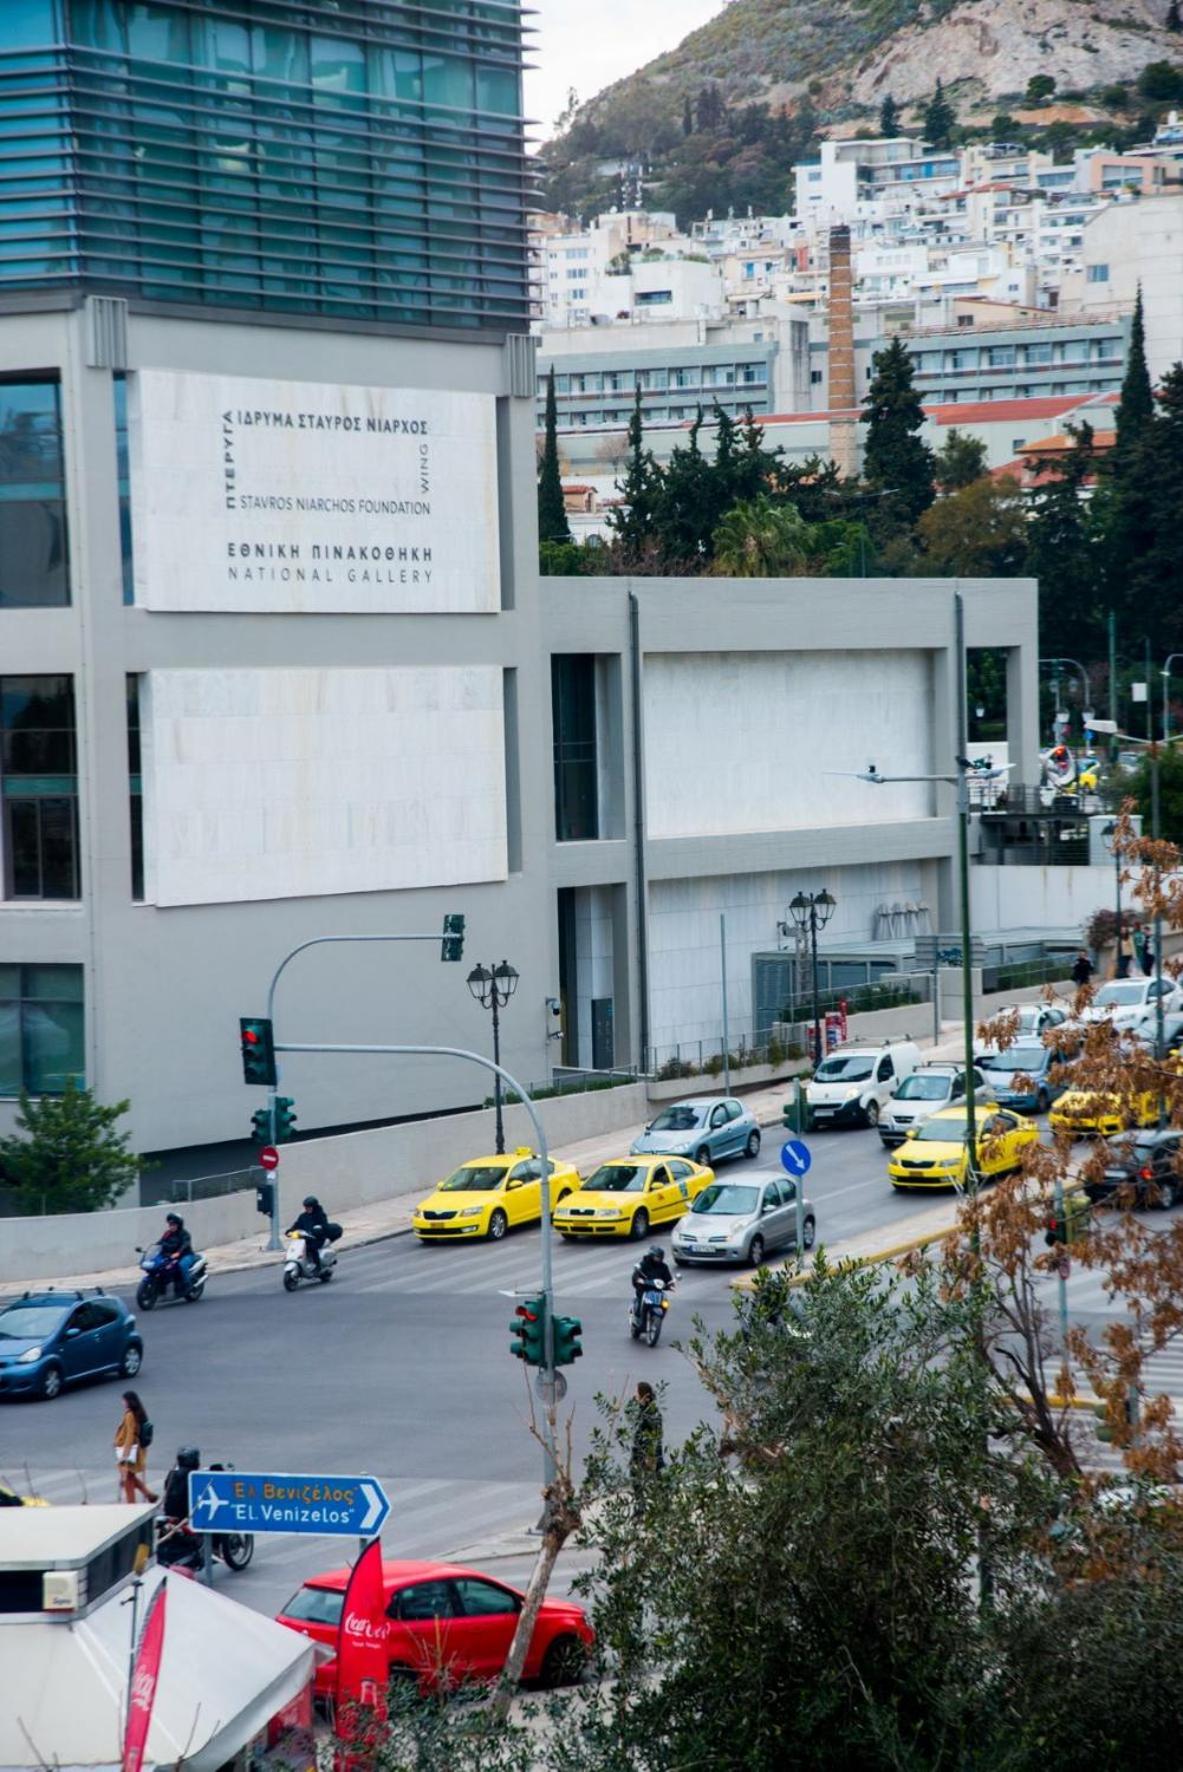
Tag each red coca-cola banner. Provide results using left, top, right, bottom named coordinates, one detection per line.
left=123, top=1578, right=168, bottom=1772
left=335, top=1537, right=388, bottom=1723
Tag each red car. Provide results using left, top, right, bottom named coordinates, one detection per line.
left=276, top=1557, right=594, bottom=1697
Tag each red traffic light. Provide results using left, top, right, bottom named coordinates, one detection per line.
left=515, top=1303, right=539, bottom=1323
left=243, top=1027, right=260, bottom=1045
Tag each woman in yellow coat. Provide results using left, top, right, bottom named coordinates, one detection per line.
left=114, top=1390, right=157, bottom=1504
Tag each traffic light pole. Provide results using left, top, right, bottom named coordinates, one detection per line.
left=261, top=928, right=464, bottom=1251
left=274, top=1038, right=559, bottom=1501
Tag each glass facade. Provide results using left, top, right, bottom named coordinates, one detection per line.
left=1, top=674, right=80, bottom=899
left=0, top=381, right=69, bottom=607
left=0, top=1, right=530, bottom=333
left=552, top=655, right=598, bottom=843
left=0, top=961, right=85, bottom=1095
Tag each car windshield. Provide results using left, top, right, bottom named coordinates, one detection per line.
left=814, top=1055, right=873, bottom=1082
left=1095, top=983, right=1146, bottom=1007
left=894, top=1074, right=953, bottom=1101
left=0, top=1305, right=65, bottom=1340
left=582, top=1164, right=646, bottom=1193
left=913, top=1115, right=970, bottom=1143
left=439, top=1166, right=506, bottom=1192
left=648, top=1106, right=703, bottom=1132
left=692, top=1184, right=760, bottom=1216
left=281, top=1585, right=345, bottom=1626
left=981, top=1045, right=1045, bottom=1073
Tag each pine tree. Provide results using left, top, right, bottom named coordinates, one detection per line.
left=923, top=79, right=956, bottom=150
left=537, top=366, right=570, bottom=546
left=652, top=410, right=717, bottom=564
left=1115, top=285, right=1153, bottom=459
left=1125, top=361, right=1183, bottom=648
left=879, top=93, right=900, bottom=138
left=608, top=387, right=663, bottom=559
left=861, top=337, right=936, bottom=534
left=682, top=96, right=695, bottom=137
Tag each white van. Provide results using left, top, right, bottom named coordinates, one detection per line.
left=805, top=1039, right=923, bottom=1130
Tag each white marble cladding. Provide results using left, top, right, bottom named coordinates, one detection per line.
left=649, top=861, right=932, bottom=1054
left=642, top=650, right=933, bottom=839
left=141, top=666, right=507, bottom=906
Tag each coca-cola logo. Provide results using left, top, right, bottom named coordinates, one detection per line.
left=129, top=1668, right=156, bottom=1710
left=343, top=1614, right=388, bottom=1644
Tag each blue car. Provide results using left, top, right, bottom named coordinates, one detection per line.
left=0, top=1292, right=143, bottom=1402
left=976, top=1040, right=1067, bottom=1114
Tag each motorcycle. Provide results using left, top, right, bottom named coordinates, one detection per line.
left=136, top=1243, right=208, bottom=1310
left=283, top=1228, right=338, bottom=1291
left=156, top=1459, right=253, bottom=1575
left=630, top=1275, right=673, bottom=1347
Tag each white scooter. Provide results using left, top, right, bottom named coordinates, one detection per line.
left=282, top=1229, right=338, bottom=1291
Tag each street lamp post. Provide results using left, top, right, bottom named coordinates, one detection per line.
left=1101, top=820, right=1123, bottom=980
left=467, top=961, right=520, bottom=1155
left=788, top=889, right=837, bottom=1066
left=1162, top=653, right=1183, bottom=744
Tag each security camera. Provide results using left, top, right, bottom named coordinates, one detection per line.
left=546, top=997, right=561, bottom=1017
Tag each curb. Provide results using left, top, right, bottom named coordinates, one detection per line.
left=731, top=1219, right=959, bottom=1292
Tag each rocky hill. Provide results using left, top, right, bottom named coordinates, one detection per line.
left=540, top=0, right=1183, bottom=219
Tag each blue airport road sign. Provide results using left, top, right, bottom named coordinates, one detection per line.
left=780, top=1138, right=812, bottom=1178
left=188, top=1469, right=391, bottom=1538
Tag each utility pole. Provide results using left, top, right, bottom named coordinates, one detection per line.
left=719, top=913, right=731, bottom=1092
left=1108, top=611, right=1118, bottom=762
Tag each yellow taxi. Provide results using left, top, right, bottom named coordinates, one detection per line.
left=412, top=1148, right=581, bottom=1243
left=552, top=1155, right=713, bottom=1240
left=888, top=1104, right=1038, bottom=1190
left=1049, top=1088, right=1158, bottom=1138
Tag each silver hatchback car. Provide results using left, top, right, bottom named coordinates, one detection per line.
left=673, top=1176, right=815, bottom=1267
left=631, top=1097, right=761, bottom=1166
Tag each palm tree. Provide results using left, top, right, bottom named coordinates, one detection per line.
left=711, top=496, right=808, bottom=577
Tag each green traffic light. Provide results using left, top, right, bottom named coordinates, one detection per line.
left=441, top=911, right=466, bottom=962
left=553, top=1313, right=583, bottom=1366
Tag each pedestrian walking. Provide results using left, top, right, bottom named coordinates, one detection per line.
left=114, top=1390, right=157, bottom=1504
left=629, top=1380, right=665, bottom=1507
left=1116, top=944, right=1132, bottom=980
left=1071, top=950, right=1093, bottom=988
left=1143, top=938, right=1157, bottom=978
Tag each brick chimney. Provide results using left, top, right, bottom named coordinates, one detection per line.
left=827, top=224, right=858, bottom=479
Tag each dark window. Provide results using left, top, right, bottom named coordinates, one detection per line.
left=453, top=1577, right=519, bottom=1617
left=1, top=675, right=79, bottom=899
left=114, top=373, right=133, bottom=604
left=0, top=962, right=85, bottom=1095
left=0, top=382, right=69, bottom=608
left=552, top=655, right=598, bottom=842
left=126, top=674, right=142, bottom=901
left=391, top=1580, right=456, bottom=1622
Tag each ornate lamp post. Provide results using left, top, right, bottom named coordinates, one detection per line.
left=467, top=961, right=520, bottom=1155
left=788, top=889, right=837, bottom=1066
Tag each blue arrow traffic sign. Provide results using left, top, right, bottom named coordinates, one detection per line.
left=780, top=1138, right=812, bottom=1178
left=188, top=1469, right=390, bottom=1539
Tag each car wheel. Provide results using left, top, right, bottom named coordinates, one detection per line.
left=864, top=1101, right=880, bottom=1128
left=694, top=1146, right=710, bottom=1166
left=38, top=1362, right=63, bottom=1402
left=748, top=1234, right=765, bottom=1267
left=487, top=1208, right=509, bottom=1242
left=630, top=1209, right=650, bottom=1241
left=1037, top=1088, right=1050, bottom=1114
left=802, top=1216, right=816, bottom=1251
left=539, top=1634, right=587, bottom=1688
left=120, top=1343, right=143, bottom=1378
left=744, top=1130, right=761, bottom=1159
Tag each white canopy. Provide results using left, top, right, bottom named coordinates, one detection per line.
left=0, top=1565, right=313, bottom=1771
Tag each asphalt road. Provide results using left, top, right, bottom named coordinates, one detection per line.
left=7, top=1118, right=1121, bottom=1620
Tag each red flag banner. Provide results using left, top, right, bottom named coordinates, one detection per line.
left=335, top=1538, right=388, bottom=1724
left=123, top=1577, right=168, bottom=1772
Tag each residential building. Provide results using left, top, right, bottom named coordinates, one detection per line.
left=1062, top=190, right=1183, bottom=384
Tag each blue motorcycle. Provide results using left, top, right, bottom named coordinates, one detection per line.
left=135, top=1243, right=208, bottom=1310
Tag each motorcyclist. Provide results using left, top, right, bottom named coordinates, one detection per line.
left=631, top=1244, right=674, bottom=1329
left=158, top=1446, right=202, bottom=1569
left=288, top=1195, right=330, bottom=1272
left=160, top=1212, right=196, bottom=1289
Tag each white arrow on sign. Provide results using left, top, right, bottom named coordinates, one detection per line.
left=359, top=1481, right=384, bottom=1533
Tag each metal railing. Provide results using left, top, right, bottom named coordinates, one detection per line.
left=140, top=1167, right=259, bottom=1208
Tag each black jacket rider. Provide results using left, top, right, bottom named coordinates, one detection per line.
left=288, top=1202, right=330, bottom=1269
left=159, top=1221, right=193, bottom=1260
left=632, top=1250, right=674, bottom=1297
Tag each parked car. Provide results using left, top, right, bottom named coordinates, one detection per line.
left=672, top=1177, right=814, bottom=1267
left=1080, top=977, right=1181, bottom=1034
left=976, top=1001, right=1069, bottom=1058
left=975, top=1041, right=1068, bottom=1114
left=879, top=1063, right=985, bottom=1148
left=553, top=1155, right=713, bottom=1240
left=1049, top=1087, right=1159, bottom=1138
left=1085, top=1128, right=1183, bottom=1209
left=631, top=1096, right=761, bottom=1165
left=887, top=1104, right=1038, bottom=1190
left=0, top=1292, right=143, bottom=1401
left=276, top=1557, right=594, bottom=1698
left=805, top=1040, right=922, bottom=1129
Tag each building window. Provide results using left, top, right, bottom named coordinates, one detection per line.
left=127, top=675, right=143, bottom=903
left=1, top=675, right=79, bottom=900
left=811, top=369, right=824, bottom=384
left=552, top=655, right=598, bottom=842
left=0, top=963, right=85, bottom=1097
left=0, top=380, right=69, bottom=608
left=114, top=373, right=133, bottom=605
left=1087, top=264, right=1110, bottom=283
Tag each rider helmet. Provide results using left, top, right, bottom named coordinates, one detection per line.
left=649, top=1244, right=665, bottom=1259
left=176, top=1446, right=201, bottom=1471
left=165, top=1212, right=182, bottom=1228
left=303, top=1196, right=319, bottom=1209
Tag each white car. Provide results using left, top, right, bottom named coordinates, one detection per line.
left=1080, top=978, right=1181, bottom=1033
left=879, top=1063, right=985, bottom=1149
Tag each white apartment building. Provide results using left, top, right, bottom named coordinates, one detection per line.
left=1062, top=189, right=1183, bottom=384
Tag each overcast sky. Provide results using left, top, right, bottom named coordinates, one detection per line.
left=525, top=0, right=725, bottom=139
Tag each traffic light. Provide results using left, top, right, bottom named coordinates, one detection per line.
left=250, top=1106, right=270, bottom=1145
left=274, top=1096, right=298, bottom=1142
left=509, top=1294, right=546, bottom=1366
left=441, top=912, right=466, bottom=962
left=552, top=1314, right=583, bottom=1367
left=1044, top=1212, right=1067, bottom=1247
left=1094, top=1397, right=1135, bottom=1445
left=239, top=1017, right=276, bottom=1086
left=256, top=1180, right=274, bottom=1217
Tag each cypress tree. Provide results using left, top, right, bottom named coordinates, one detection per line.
left=861, top=337, right=936, bottom=534
left=1028, top=423, right=1103, bottom=655
left=1125, top=361, right=1183, bottom=648
left=537, top=366, right=571, bottom=545
left=1115, top=285, right=1153, bottom=459
left=923, top=79, right=956, bottom=149
left=609, top=387, right=663, bottom=558
left=879, top=93, right=900, bottom=137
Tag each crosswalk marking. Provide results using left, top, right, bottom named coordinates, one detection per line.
left=345, top=1234, right=728, bottom=1301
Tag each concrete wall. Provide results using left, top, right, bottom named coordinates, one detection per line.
left=0, top=1188, right=263, bottom=1285
left=971, top=864, right=1117, bottom=936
